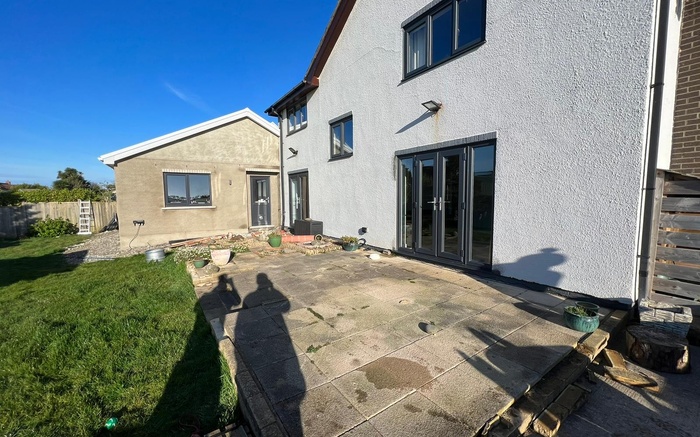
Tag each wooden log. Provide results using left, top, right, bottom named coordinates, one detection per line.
left=602, top=349, right=627, bottom=369
left=625, top=325, right=691, bottom=374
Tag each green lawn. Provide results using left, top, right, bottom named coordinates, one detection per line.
left=0, top=236, right=236, bottom=436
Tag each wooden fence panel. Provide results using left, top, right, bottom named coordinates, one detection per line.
left=0, top=202, right=117, bottom=238
left=653, top=171, right=700, bottom=301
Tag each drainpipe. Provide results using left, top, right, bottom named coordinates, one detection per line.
left=638, top=0, right=670, bottom=301
left=276, top=113, right=286, bottom=230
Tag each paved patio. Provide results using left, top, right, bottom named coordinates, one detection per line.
left=194, top=247, right=612, bottom=436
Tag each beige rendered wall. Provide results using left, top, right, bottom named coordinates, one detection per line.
left=113, top=118, right=280, bottom=249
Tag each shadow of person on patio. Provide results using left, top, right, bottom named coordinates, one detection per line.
left=234, top=273, right=304, bottom=436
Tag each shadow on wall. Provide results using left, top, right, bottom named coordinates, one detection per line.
left=492, top=248, right=566, bottom=290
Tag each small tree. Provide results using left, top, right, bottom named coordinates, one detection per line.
left=53, top=168, right=90, bottom=190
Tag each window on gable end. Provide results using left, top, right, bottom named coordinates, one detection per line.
left=404, top=0, right=486, bottom=78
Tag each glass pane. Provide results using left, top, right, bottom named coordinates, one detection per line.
left=188, top=174, right=211, bottom=205
left=442, top=154, right=460, bottom=256
left=400, top=158, right=413, bottom=249
left=420, top=158, right=434, bottom=251
left=301, top=104, right=307, bottom=125
left=407, top=23, right=427, bottom=72
left=288, top=110, right=295, bottom=131
left=332, top=124, right=342, bottom=156
left=165, top=174, right=187, bottom=205
left=290, top=177, right=300, bottom=222
left=295, top=107, right=302, bottom=128
left=457, top=0, right=485, bottom=49
left=432, top=5, right=453, bottom=64
left=471, top=145, right=495, bottom=264
left=342, top=119, right=353, bottom=154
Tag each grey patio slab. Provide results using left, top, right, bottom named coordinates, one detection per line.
left=229, top=315, right=286, bottom=343
left=261, top=297, right=307, bottom=316
left=446, top=289, right=514, bottom=313
left=275, top=383, right=365, bottom=437
left=368, top=392, right=474, bottom=436
left=235, top=333, right=303, bottom=369
left=307, top=325, right=411, bottom=379
left=222, top=306, right=271, bottom=331
left=324, top=302, right=407, bottom=334
left=517, top=289, right=567, bottom=307
left=413, top=322, right=493, bottom=367
left=338, top=421, right=382, bottom=437
left=419, top=358, right=521, bottom=432
left=272, top=307, right=322, bottom=331
left=286, top=319, right=344, bottom=353
left=384, top=313, right=434, bottom=342
left=487, top=328, right=574, bottom=376
left=254, top=354, right=329, bottom=404
left=332, top=343, right=452, bottom=419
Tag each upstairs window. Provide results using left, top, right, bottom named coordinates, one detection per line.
left=330, top=115, right=353, bottom=159
left=287, top=102, right=307, bottom=133
left=164, top=173, right=212, bottom=207
left=404, top=0, right=486, bottom=77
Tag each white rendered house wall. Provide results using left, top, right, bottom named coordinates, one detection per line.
left=281, top=1, right=677, bottom=303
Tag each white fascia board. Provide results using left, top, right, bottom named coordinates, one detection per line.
left=97, top=108, right=279, bottom=166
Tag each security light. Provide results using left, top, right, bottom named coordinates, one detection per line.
left=421, top=100, right=442, bottom=112
left=288, top=147, right=298, bottom=155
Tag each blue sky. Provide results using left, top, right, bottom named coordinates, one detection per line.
left=0, top=1, right=337, bottom=186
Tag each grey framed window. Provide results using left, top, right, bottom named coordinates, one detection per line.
left=164, top=173, right=212, bottom=207
left=330, top=116, right=353, bottom=159
left=404, top=0, right=486, bottom=77
left=287, top=102, right=307, bottom=133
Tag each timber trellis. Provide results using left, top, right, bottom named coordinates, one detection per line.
left=651, top=170, right=700, bottom=303
left=0, top=201, right=117, bottom=239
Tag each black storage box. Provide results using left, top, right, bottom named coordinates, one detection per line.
left=293, top=220, right=323, bottom=235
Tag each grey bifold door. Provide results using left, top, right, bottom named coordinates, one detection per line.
left=398, top=144, right=494, bottom=267
left=251, top=176, right=271, bottom=227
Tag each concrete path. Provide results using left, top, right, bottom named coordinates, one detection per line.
left=194, top=248, right=609, bottom=436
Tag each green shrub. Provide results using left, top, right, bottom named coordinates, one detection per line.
left=29, top=217, right=79, bottom=237
left=0, top=191, right=22, bottom=206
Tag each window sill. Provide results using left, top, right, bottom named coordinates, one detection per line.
left=401, top=40, right=486, bottom=83
left=162, top=206, right=216, bottom=210
left=287, top=123, right=308, bottom=137
left=328, top=154, right=353, bottom=162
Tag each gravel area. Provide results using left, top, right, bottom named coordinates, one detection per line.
left=63, top=230, right=167, bottom=264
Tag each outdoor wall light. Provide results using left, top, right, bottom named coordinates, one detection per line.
left=288, top=147, right=298, bottom=155
left=421, top=100, right=442, bottom=112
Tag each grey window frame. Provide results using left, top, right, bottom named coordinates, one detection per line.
left=287, top=101, right=308, bottom=134
left=163, top=172, right=212, bottom=207
left=329, top=114, right=353, bottom=159
left=403, top=0, right=487, bottom=79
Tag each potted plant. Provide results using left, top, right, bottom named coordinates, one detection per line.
left=209, top=244, right=232, bottom=266
left=341, top=236, right=365, bottom=251
left=268, top=232, right=282, bottom=248
left=563, top=305, right=599, bottom=333
left=193, top=259, right=207, bottom=268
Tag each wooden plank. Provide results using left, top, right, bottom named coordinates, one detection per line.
left=659, top=213, right=700, bottom=231
left=658, top=230, right=700, bottom=249
left=652, top=277, right=700, bottom=300
left=655, top=246, right=700, bottom=264
left=662, top=197, right=700, bottom=213
left=644, top=171, right=665, bottom=300
left=654, top=262, right=700, bottom=282
left=664, top=179, right=700, bottom=196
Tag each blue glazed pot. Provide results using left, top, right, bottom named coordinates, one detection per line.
left=563, top=306, right=599, bottom=333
